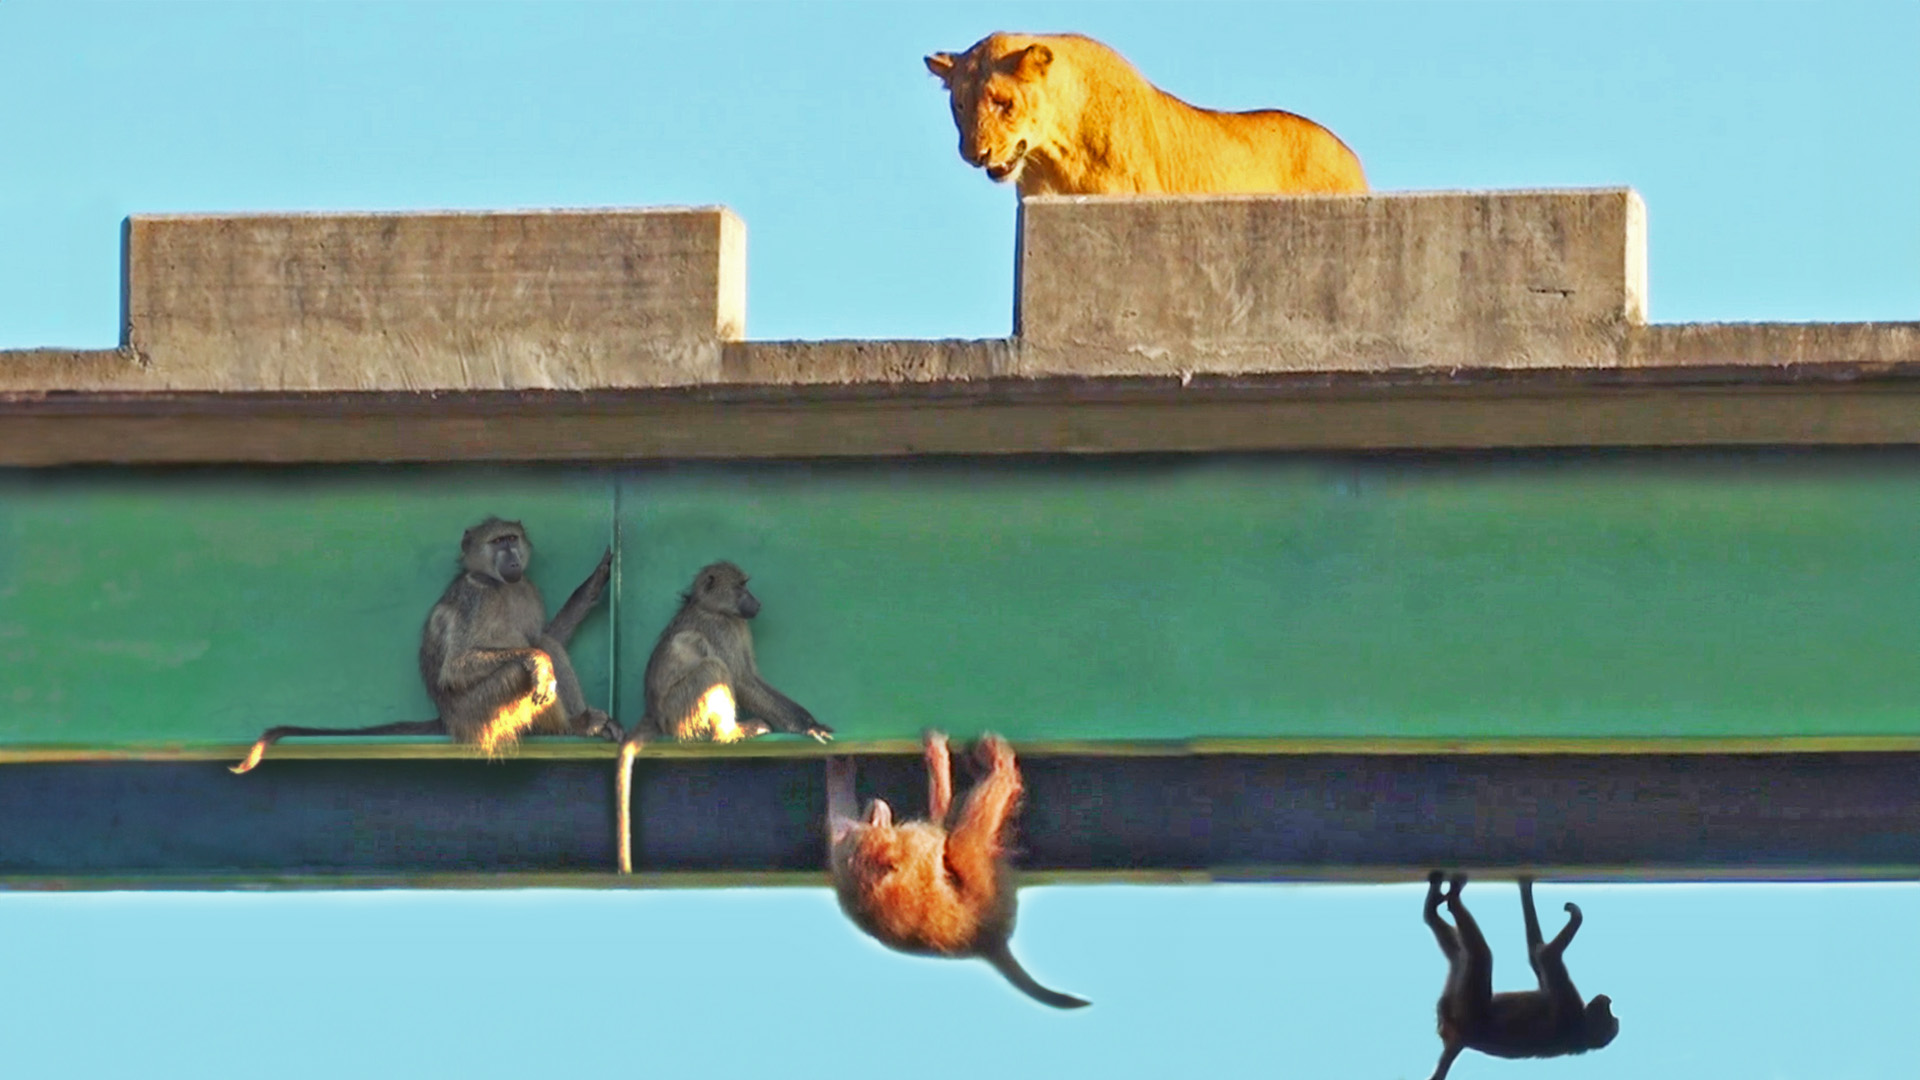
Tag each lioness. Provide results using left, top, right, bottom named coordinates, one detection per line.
left=926, top=32, right=1367, bottom=196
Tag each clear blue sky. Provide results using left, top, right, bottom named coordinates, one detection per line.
left=2, top=3, right=1917, bottom=1078
left=1, top=0, right=1916, bottom=347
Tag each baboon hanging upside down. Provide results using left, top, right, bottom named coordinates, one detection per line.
left=1424, top=871, right=1619, bottom=1080
left=826, top=730, right=1088, bottom=1009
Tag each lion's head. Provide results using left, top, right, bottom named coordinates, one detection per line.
left=925, top=35, right=1055, bottom=185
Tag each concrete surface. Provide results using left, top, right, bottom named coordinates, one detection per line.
left=2, top=194, right=1918, bottom=398
left=15, top=362, right=1920, bottom=465
left=1628, top=321, right=1920, bottom=368
left=122, top=207, right=744, bottom=390
left=8, top=321, right=1919, bottom=396
left=720, top=338, right=1010, bottom=383
left=1017, top=188, right=1647, bottom=375
left=0, top=349, right=148, bottom=391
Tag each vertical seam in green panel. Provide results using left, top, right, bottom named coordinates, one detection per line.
left=609, top=477, right=623, bottom=721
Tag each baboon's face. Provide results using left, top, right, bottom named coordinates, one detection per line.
left=1586, top=997, right=1620, bottom=1048
left=694, top=562, right=760, bottom=619
left=462, top=519, right=530, bottom=584
left=845, top=801, right=902, bottom=875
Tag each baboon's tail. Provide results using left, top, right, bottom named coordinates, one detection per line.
left=229, top=719, right=447, bottom=775
left=617, top=738, right=644, bottom=874
left=982, top=941, right=1091, bottom=1009
left=824, top=756, right=858, bottom=846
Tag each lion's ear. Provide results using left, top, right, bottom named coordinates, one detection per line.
left=1015, top=43, right=1053, bottom=79
left=924, top=52, right=956, bottom=85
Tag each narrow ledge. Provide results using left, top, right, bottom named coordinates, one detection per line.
left=6, top=347, right=1920, bottom=464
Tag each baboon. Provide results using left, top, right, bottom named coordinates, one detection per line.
left=231, top=517, right=622, bottom=773
left=615, top=561, right=832, bottom=872
left=1424, top=871, right=1619, bottom=1080
left=825, top=730, right=1089, bottom=1009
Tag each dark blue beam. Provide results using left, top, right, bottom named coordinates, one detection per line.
left=2, top=746, right=1915, bottom=887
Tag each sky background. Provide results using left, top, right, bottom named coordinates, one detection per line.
left=2, top=2, right=1918, bottom=1077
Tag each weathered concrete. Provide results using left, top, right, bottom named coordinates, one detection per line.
left=0, top=349, right=151, bottom=391
left=1628, top=321, right=1920, bottom=368
left=123, top=208, right=745, bottom=390
left=5, top=320, right=1919, bottom=397
left=1016, top=188, right=1648, bottom=375
left=4, top=194, right=1919, bottom=398
left=720, top=339, right=1010, bottom=383
left=16, top=361, right=1920, bottom=465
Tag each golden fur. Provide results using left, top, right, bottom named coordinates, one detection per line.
left=842, top=819, right=983, bottom=954
left=826, top=731, right=1089, bottom=1008
left=926, top=32, right=1367, bottom=196
left=475, top=650, right=557, bottom=757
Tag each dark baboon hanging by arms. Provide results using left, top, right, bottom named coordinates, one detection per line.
left=231, top=517, right=622, bottom=773
left=825, top=730, right=1089, bottom=1010
left=1424, top=872, right=1619, bottom=1080
left=615, top=561, right=832, bottom=872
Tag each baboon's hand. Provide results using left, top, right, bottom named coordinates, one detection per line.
left=582, top=708, right=623, bottom=742
left=589, top=548, right=614, bottom=588
left=803, top=719, right=835, bottom=743
left=526, top=651, right=558, bottom=708
left=976, top=731, right=1015, bottom=771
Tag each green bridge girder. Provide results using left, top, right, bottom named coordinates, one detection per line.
left=5, top=451, right=1920, bottom=748
left=5, top=449, right=1920, bottom=886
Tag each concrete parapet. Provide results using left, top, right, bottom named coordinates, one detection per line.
left=6, top=193, right=1920, bottom=399
left=124, top=208, right=745, bottom=391
left=1015, top=188, right=1647, bottom=376
left=1628, top=322, right=1920, bottom=368
left=0, top=349, right=151, bottom=391
left=721, top=339, right=1009, bottom=384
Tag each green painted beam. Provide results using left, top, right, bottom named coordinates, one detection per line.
left=4, top=451, right=1920, bottom=747
left=0, top=469, right=618, bottom=744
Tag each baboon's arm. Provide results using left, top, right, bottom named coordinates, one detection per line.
left=943, top=742, right=1022, bottom=898
left=925, top=731, right=952, bottom=821
left=737, top=676, right=831, bottom=741
left=545, top=549, right=613, bottom=643
left=436, top=647, right=542, bottom=699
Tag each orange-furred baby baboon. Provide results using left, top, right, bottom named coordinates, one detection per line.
left=826, top=731, right=1089, bottom=1009
left=614, top=562, right=831, bottom=873
left=1424, top=871, right=1619, bottom=1080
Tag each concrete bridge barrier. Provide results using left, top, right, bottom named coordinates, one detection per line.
left=1015, top=188, right=1647, bottom=375
left=124, top=207, right=744, bottom=390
